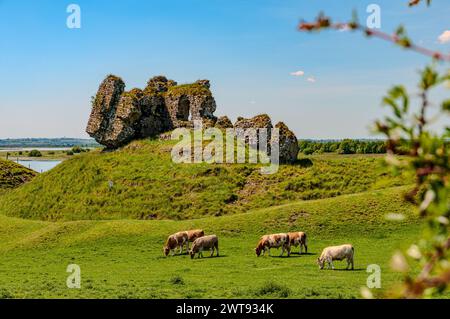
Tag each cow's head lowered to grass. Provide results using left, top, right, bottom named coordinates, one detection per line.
left=317, top=257, right=325, bottom=269
left=255, top=242, right=264, bottom=257
left=163, top=235, right=178, bottom=257
left=163, top=246, right=171, bottom=257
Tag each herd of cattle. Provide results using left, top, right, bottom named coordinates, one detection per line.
left=164, top=229, right=355, bottom=270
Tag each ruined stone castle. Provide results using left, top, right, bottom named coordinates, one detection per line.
left=86, top=75, right=299, bottom=163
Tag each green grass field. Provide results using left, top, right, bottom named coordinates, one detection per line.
left=0, top=186, right=437, bottom=299
left=0, top=139, right=442, bottom=299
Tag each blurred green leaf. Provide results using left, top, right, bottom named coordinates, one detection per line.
left=442, top=100, right=450, bottom=112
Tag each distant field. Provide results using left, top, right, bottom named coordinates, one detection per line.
left=0, top=187, right=437, bottom=299
left=0, top=138, right=99, bottom=149
left=0, top=149, right=97, bottom=161
left=0, top=139, right=413, bottom=221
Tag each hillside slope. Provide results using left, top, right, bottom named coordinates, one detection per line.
left=0, top=186, right=430, bottom=299
left=0, top=139, right=412, bottom=221
left=0, top=158, right=36, bottom=191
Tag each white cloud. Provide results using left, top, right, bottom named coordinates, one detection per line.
left=438, top=30, right=450, bottom=44
left=338, top=24, right=351, bottom=32
left=290, top=70, right=305, bottom=76
left=290, top=70, right=316, bottom=83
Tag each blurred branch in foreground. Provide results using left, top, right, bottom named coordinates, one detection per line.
left=408, top=0, right=432, bottom=7
left=298, top=13, right=450, bottom=62
left=298, top=5, right=449, bottom=299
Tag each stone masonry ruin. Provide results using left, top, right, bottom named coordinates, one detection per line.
left=86, top=74, right=299, bottom=163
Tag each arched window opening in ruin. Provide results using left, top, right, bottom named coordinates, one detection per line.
left=177, top=96, right=190, bottom=121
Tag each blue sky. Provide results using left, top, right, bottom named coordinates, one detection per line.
left=0, top=0, right=448, bottom=139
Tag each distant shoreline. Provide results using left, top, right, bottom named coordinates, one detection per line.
left=0, top=147, right=98, bottom=161
left=0, top=147, right=72, bottom=152
left=0, top=138, right=99, bottom=149
left=6, top=157, right=65, bottom=162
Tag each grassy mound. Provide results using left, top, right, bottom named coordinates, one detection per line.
left=0, top=158, right=36, bottom=192
left=0, top=186, right=429, bottom=299
left=0, top=139, right=412, bottom=221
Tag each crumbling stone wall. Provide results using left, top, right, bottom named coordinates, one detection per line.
left=86, top=75, right=126, bottom=148
left=234, top=114, right=299, bottom=163
left=215, top=116, right=233, bottom=129
left=86, top=75, right=216, bottom=149
left=274, top=121, right=300, bottom=164
left=86, top=75, right=299, bottom=163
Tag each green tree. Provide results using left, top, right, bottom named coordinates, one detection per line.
left=72, top=146, right=84, bottom=153
left=337, top=139, right=355, bottom=154
left=29, top=150, right=42, bottom=157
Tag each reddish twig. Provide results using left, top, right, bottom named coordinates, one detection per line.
left=404, top=237, right=450, bottom=298
left=298, top=20, right=450, bottom=62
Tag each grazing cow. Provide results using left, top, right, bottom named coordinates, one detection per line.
left=163, top=231, right=189, bottom=256
left=317, top=244, right=354, bottom=270
left=288, top=232, right=308, bottom=254
left=189, top=235, right=219, bottom=259
left=186, top=229, right=205, bottom=249
left=255, top=233, right=291, bottom=257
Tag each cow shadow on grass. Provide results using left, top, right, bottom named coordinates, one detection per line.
left=289, top=252, right=317, bottom=256
left=331, top=268, right=365, bottom=272
left=267, top=252, right=317, bottom=258
left=157, top=254, right=226, bottom=260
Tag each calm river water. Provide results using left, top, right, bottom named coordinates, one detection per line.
left=17, top=160, right=61, bottom=173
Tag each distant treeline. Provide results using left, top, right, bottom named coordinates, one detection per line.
left=299, top=139, right=386, bottom=155
left=0, top=138, right=99, bottom=148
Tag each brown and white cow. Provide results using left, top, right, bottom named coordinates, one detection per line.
left=163, top=231, right=189, bottom=256
left=163, top=229, right=204, bottom=256
left=189, top=235, right=219, bottom=259
left=288, top=232, right=308, bottom=254
left=186, top=229, right=205, bottom=249
left=317, top=244, right=354, bottom=270
left=255, top=233, right=291, bottom=257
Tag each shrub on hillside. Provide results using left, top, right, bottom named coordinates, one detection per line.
left=169, top=276, right=185, bottom=285
left=255, top=282, right=290, bottom=298
left=296, top=158, right=313, bottom=168
left=302, top=147, right=314, bottom=155
left=72, top=146, right=87, bottom=153
left=28, top=150, right=42, bottom=157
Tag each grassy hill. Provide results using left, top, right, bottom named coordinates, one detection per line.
left=0, top=186, right=432, bottom=299
left=0, top=139, right=412, bottom=221
left=0, top=158, right=36, bottom=193
left=0, top=140, right=444, bottom=298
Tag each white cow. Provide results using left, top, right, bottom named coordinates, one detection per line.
left=317, top=244, right=354, bottom=270
left=190, top=235, right=219, bottom=259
